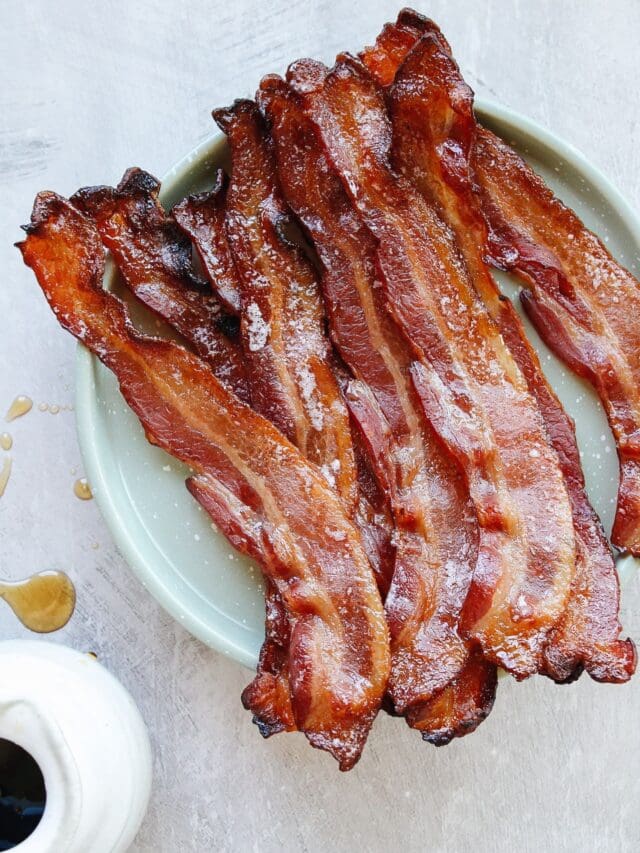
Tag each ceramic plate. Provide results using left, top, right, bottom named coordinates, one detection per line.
left=75, top=99, right=640, bottom=669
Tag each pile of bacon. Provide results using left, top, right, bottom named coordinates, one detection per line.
left=18, top=9, right=638, bottom=770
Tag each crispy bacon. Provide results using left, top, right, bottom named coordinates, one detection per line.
left=18, top=193, right=390, bottom=770
left=71, top=168, right=250, bottom=403
left=70, top=167, right=299, bottom=732
left=174, top=172, right=305, bottom=739
left=73, top=165, right=301, bottom=738
left=259, top=74, right=491, bottom=731
left=359, top=9, right=636, bottom=683
left=405, top=649, right=497, bottom=745
left=206, top=98, right=393, bottom=730
left=474, top=130, right=640, bottom=557
left=363, top=8, right=640, bottom=559
left=359, top=8, right=447, bottom=86
left=173, top=171, right=242, bottom=314
left=287, top=55, right=577, bottom=679
left=175, top=100, right=392, bottom=734
left=386, top=27, right=635, bottom=682
left=360, top=13, right=505, bottom=719
left=213, top=99, right=359, bottom=509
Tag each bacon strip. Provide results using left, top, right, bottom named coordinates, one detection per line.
left=386, top=27, right=635, bottom=682
left=287, top=55, right=576, bottom=679
left=360, top=9, right=635, bottom=683
left=173, top=170, right=241, bottom=314
left=204, top=98, right=393, bottom=733
left=405, top=649, right=497, bottom=745
left=363, top=8, right=640, bottom=559
left=259, top=75, right=490, bottom=734
left=18, top=193, right=390, bottom=770
left=173, top=171, right=305, bottom=738
left=359, top=12, right=502, bottom=722
left=71, top=169, right=250, bottom=403
left=211, top=99, right=359, bottom=508
left=474, top=130, right=640, bottom=557
left=72, top=164, right=300, bottom=739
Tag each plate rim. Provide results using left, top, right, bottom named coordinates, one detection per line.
left=75, top=97, right=640, bottom=665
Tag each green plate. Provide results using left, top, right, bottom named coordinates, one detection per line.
left=75, top=99, right=640, bottom=669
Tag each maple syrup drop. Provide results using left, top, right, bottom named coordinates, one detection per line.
left=5, top=396, right=32, bottom=422
left=0, top=738, right=46, bottom=849
left=0, top=457, right=12, bottom=498
left=73, top=478, right=93, bottom=501
left=0, top=571, right=76, bottom=633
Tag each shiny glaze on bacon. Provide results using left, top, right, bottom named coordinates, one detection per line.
left=359, top=8, right=446, bottom=87
left=363, top=8, right=640, bottom=560
left=71, top=168, right=250, bottom=403
left=386, top=26, right=635, bottom=682
left=174, top=172, right=312, bottom=744
left=176, top=103, right=393, bottom=734
left=405, top=648, right=497, bottom=745
left=287, top=55, right=577, bottom=679
left=213, top=100, right=359, bottom=506
left=173, top=171, right=241, bottom=314
left=18, top=193, right=390, bottom=770
left=360, top=10, right=500, bottom=730
left=259, top=75, right=484, bottom=722
left=209, top=98, right=392, bottom=734
left=74, top=164, right=299, bottom=740
left=474, top=129, right=640, bottom=557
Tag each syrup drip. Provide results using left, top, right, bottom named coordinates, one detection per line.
left=38, top=403, right=71, bottom=414
left=0, top=457, right=12, bottom=498
left=5, top=396, right=32, bottom=422
left=73, top=478, right=93, bottom=500
left=0, top=571, right=76, bottom=633
left=0, top=433, right=12, bottom=451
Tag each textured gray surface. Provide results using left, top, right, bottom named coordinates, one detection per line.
left=1, top=1, right=639, bottom=851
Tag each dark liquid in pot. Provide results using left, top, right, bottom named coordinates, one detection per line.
left=0, top=739, right=46, bottom=849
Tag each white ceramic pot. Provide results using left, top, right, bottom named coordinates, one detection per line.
left=0, top=640, right=152, bottom=852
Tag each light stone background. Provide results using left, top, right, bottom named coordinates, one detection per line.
left=1, top=1, right=639, bottom=851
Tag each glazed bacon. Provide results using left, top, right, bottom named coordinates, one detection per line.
left=173, top=171, right=241, bottom=314
left=259, top=75, right=493, bottom=735
left=175, top=175, right=307, bottom=742
left=73, top=165, right=300, bottom=734
left=18, top=193, right=390, bottom=770
left=405, top=649, right=497, bottom=745
left=386, top=26, right=635, bottom=681
left=363, top=8, right=640, bottom=559
left=72, top=169, right=250, bottom=403
left=474, top=130, right=640, bottom=557
left=287, top=55, right=577, bottom=679
left=358, top=13, right=504, bottom=711
left=177, top=102, right=393, bottom=735
left=211, top=99, right=359, bottom=508
left=206, top=99, right=393, bottom=732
